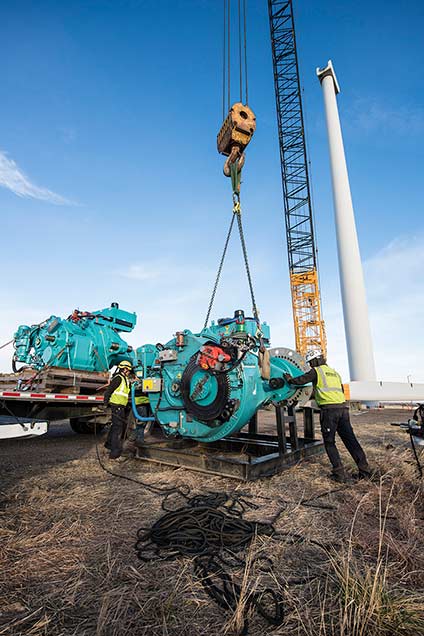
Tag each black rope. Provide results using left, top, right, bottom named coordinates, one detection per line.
left=135, top=490, right=286, bottom=630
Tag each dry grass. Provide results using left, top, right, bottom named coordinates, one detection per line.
left=0, top=410, right=423, bottom=635
left=321, top=475, right=424, bottom=636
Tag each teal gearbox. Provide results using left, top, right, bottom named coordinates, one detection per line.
left=134, top=310, right=311, bottom=443
left=13, top=303, right=136, bottom=372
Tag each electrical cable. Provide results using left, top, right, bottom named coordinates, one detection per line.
left=93, top=417, right=190, bottom=500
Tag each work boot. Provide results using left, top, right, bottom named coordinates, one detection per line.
left=328, top=467, right=348, bottom=483
left=352, top=464, right=372, bottom=480
left=109, top=450, right=122, bottom=460
left=135, top=425, right=145, bottom=444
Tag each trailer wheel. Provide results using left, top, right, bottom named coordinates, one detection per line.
left=70, top=418, right=106, bottom=434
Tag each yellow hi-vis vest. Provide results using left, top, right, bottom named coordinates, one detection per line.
left=315, top=365, right=346, bottom=407
left=134, top=393, right=149, bottom=406
left=109, top=374, right=130, bottom=406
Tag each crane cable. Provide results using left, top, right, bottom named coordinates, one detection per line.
left=223, top=0, right=248, bottom=112
left=204, top=1, right=259, bottom=329
left=203, top=175, right=259, bottom=329
left=243, top=0, right=248, bottom=104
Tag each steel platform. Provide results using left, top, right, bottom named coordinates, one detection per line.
left=135, top=406, right=323, bottom=480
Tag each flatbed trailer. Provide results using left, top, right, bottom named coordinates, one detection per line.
left=0, top=415, right=48, bottom=439
left=0, top=390, right=107, bottom=439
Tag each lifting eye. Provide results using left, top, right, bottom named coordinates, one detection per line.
left=239, top=110, right=248, bottom=119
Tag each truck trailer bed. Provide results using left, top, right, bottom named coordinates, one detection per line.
left=0, top=415, right=48, bottom=439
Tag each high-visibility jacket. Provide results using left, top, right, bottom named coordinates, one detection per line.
left=134, top=393, right=149, bottom=406
left=109, top=374, right=130, bottom=406
left=314, top=365, right=346, bottom=407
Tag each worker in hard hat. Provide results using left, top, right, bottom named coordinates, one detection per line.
left=103, top=360, right=133, bottom=460
left=271, top=351, right=371, bottom=483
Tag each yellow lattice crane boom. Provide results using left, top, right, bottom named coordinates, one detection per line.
left=268, top=0, right=327, bottom=358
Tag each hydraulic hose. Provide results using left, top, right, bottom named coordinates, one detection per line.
left=12, top=356, right=30, bottom=374
left=131, top=381, right=155, bottom=423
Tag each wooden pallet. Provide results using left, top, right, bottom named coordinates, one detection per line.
left=0, top=367, right=110, bottom=395
left=0, top=370, right=34, bottom=392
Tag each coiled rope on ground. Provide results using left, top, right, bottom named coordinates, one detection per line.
left=135, top=491, right=287, bottom=632
left=94, top=424, right=337, bottom=633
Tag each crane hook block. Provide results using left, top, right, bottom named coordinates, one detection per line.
left=217, top=102, right=256, bottom=158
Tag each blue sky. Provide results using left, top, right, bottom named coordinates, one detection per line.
left=0, top=0, right=423, bottom=382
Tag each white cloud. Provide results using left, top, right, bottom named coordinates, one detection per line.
left=318, top=235, right=423, bottom=383
left=118, top=259, right=215, bottom=285
left=119, top=263, right=162, bottom=281
left=365, top=235, right=423, bottom=382
left=0, top=237, right=422, bottom=387
left=349, top=97, right=424, bottom=136
left=0, top=150, right=73, bottom=205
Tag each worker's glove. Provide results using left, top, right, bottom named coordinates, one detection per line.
left=269, top=377, right=284, bottom=390
left=283, top=373, right=293, bottom=384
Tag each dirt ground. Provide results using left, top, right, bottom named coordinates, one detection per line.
left=1, top=407, right=423, bottom=636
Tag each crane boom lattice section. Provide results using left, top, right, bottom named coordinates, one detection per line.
left=268, top=0, right=326, bottom=357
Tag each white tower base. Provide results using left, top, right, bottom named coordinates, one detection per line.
left=317, top=60, right=376, bottom=382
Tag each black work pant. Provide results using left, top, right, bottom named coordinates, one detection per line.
left=106, top=405, right=128, bottom=456
left=320, top=407, right=368, bottom=474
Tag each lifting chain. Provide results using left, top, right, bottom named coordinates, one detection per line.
left=203, top=162, right=260, bottom=329
left=203, top=213, right=236, bottom=329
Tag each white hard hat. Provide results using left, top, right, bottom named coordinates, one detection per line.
left=305, top=349, right=321, bottom=363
